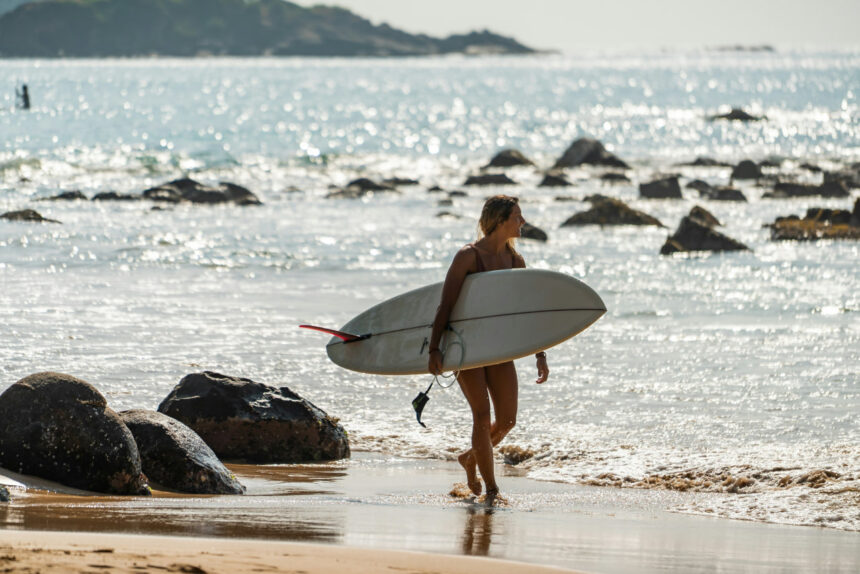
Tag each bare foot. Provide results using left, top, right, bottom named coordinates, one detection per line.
left=458, top=452, right=482, bottom=496
left=481, top=487, right=503, bottom=507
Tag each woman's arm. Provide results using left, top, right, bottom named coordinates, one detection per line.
left=428, top=247, right=475, bottom=374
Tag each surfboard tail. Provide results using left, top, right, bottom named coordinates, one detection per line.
left=299, top=324, right=369, bottom=343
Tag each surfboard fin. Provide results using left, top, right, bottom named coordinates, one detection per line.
left=412, top=380, right=435, bottom=428
left=298, top=324, right=369, bottom=343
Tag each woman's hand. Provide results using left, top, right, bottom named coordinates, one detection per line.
left=428, top=349, right=443, bottom=375
left=535, top=354, right=549, bottom=384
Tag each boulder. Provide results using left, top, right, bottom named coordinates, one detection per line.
left=640, top=176, right=682, bottom=199
left=1, top=209, right=61, bottom=223
left=731, top=160, right=762, bottom=180
left=678, top=157, right=732, bottom=167
left=824, top=165, right=860, bottom=189
left=800, top=162, right=822, bottom=173
left=157, top=372, right=349, bottom=463
left=92, top=191, right=140, bottom=201
left=0, top=485, right=9, bottom=502
left=143, top=178, right=262, bottom=205
left=562, top=196, right=663, bottom=227
left=660, top=217, right=750, bottom=254
left=427, top=185, right=445, bottom=192
left=708, top=186, right=747, bottom=201
left=119, top=410, right=245, bottom=495
left=520, top=222, right=548, bottom=241
left=484, top=149, right=534, bottom=168
left=709, top=107, right=763, bottom=121
left=40, top=190, right=87, bottom=201
left=762, top=181, right=849, bottom=199
left=768, top=202, right=860, bottom=241
left=464, top=173, right=517, bottom=186
left=538, top=173, right=572, bottom=187
left=552, top=138, right=630, bottom=170
left=346, top=178, right=397, bottom=192
left=600, top=172, right=631, bottom=184
left=689, top=206, right=721, bottom=227
left=686, top=179, right=715, bottom=195
left=0, top=372, right=149, bottom=495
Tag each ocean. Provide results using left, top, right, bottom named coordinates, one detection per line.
left=1, top=49, right=858, bottom=532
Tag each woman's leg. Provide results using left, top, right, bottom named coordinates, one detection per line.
left=457, top=367, right=497, bottom=495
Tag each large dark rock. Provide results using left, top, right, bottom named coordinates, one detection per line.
left=731, top=160, right=763, bottom=180
left=464, top=173, right=517, bottom=186
left=562, top=196, right=663, bottom=227
left=762, top=181, right=849, bottom=199
left=552, top=138, right=629, bottom=170
left=1, top=209, right=61, bottom=223
left=520, top=222, right=548, bottom=241
left=824, top=164, right=860, bottom=190
left=660, top=217, right=750, bottom=254
left=689, top=206, right=721, bottom=228
left=768, top=202, right=860, bottom=241
left=0, top=372, right=149, bottom=495
left=143, top=178, right=262, bottom=205
left=484, top=149, right=534, bottom=168
left=119, top=410, right=245, bottom=495
left=538, top=173, right=573, bottom=187
left=157, top=372, right=349, bottom=463
left=640, top=176, right=682, bottom=199
left=709, top=108, right=764, bottom=121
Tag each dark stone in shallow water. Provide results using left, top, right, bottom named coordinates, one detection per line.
left=40, top=190, right=88, bottom=201
left=538, top=173, right=572, bottom=187
left=660, top=216, right=750, bottom=254
left=731, top=160, right=762, bottom=180
left=639, top=176, right=682, bottom=199
left=0, top=372, right=149, bottom=495
left=689, top=206, right=721, bottom=228
left=561, top=197, right=663, bottom=227
left=484, top=148, right=535, bottom=168
left=120, top=410, right=245, bottom=495
left=1, top=209, right=61, bottom=223
left=552, top=138, right=630, bottom=169
left=464, top=173, right=517, bottom=186
left=158, top=372, right=350, bottom=464
left=92, top=191, right=140, bottom=201
left=143, top=178, right=262, bottom=205
left=520, top=222, right=548, bottom=241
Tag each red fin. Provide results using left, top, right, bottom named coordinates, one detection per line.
left=299, top=324, right=364, bottom=342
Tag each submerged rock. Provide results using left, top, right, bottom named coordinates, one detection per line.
left=709, top=107, right=764, bottom=121
left=484, top=149, right=534, bottom=168
left=639, top=176, right=682, bottom=199
left=143, top=178, right=262, bottom=205
left=92, top=191, right=140, bottom=201
left=382, top=177, right=420, bottom=187
left=552, top=138, right=630, bottom=170
left=120, top=410, right=245, bottom=495
left=158, top=372, right=349, bottom=464
left=561, top=196, right=663, bottom=227
left=464, top=173, right=517, bottom=186
left=762, top=181, right=849, bottom=199
left=0, top=372, right=149, bottom=495
left=660, top=217, right=750, bottom=255
left=520, top=222, right=548, bottom=241
left=687, top=180, right=747, bottom=201
left=40, top=190, right=88, bottom=201
left=600, top=172, right=631, bottom=184
left=538, top=173, right=573, bottom=187
left=1, top=209, right=61, bottom=223
left=678, top=157, right=732, bottom=167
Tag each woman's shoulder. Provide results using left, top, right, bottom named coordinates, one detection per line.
left=451, top=243, right=480, bottom=270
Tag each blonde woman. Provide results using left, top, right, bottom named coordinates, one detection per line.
left=428, top=195, right=549, bottom=503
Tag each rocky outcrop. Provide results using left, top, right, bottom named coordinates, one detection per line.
left=520, top=222, right=547, bottom=241
left=326, top=178, right=400, bottom=198
left=538, top=173, right=572, bottom=187
left=660, top=217, right=750, bottom=254
left=640, top=176, right=682, bottom=199
left=731, top=160, right=762, bottom=180
left=119, top=410, right=245, bottom=495
left=709, top=108, right=764, bottom=121
left=0, top=372, right=149, bottom=495
left=768, top=201, right=860, bottom=241
left=762, top=181, right=849, bottom=199
left=689, top=206, right=721, bottom=227
left=561, top=196, right=663, bottom=227
left=824, top=164, right=860, bottom=189
left=157, top=372, right=349, bottom=464
left=552, top=138, right=630, bottom=170
left=40, top=190, right=87, bottom=201
left=1, top=209, right=61, bottom=223
left=484, top=149, right=534, bottom=168
left=143, top=178, right=262, bottom=205
left=464, top=173, right=517, bottom=186
left=686, top=180, right=747, bottom=201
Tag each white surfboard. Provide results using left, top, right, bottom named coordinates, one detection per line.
left=303, top=269, right=606, bottom=376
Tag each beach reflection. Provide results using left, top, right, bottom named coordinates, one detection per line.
left=460, top=506, right=495, bottom=556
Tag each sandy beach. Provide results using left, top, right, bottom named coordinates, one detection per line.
left=2, top=453, right=858, bottom=573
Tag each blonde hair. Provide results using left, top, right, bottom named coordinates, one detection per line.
left=478, top=195, right=520, bottom=254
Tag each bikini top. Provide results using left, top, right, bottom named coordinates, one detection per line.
left=470, top=243, right=517, bottom=273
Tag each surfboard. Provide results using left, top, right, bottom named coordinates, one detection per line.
left=302, top=269, right=606, bottom=376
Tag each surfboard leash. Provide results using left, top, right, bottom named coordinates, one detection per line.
left=412, top=326, right=464, bottom=428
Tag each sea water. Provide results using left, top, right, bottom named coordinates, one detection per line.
left=1, top=50, right=858, bottom=531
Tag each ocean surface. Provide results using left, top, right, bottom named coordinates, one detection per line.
left=1, top=50, right=858, bottom=532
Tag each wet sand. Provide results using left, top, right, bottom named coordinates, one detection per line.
left=1, top=453, right=859, bottom=573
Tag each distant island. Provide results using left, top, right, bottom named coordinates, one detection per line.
left=0, top=0, right=535, bottom=58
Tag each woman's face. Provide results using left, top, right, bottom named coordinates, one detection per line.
left=500, top=205, right=525, bottom=238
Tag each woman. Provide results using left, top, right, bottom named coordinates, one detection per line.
left=428, top=195, right=549, bottom=503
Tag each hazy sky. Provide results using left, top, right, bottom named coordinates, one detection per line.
left=296, top=0, right=860, bottom=52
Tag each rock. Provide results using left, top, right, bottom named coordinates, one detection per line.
left=678, top=157, right=732, bottom=167
left=0, top=485, right=9, bottom=502
left=484, top=149, right=534, bottom=168
left=1, top=209, right=61, bottom=223
left=854, top=197, right=860, bottom=226
left=731, top=160, right=762, bottom=180
left=552, top=138, right=630, bottom=170
left=759, top=159, right=782, bottom=168
left=709, top=107, right=764, bottom=121
left=768, top=202, right=860, bottom=241
left=660, top=217, right=750, bottom=254
left=561, top=197, right=663, bottom=227
left=762, top=181, right=849, bottom=199
left=800, top=162, right=822, bottom=173
left=448, top=190, right=468, bottom=197
left=824, top=165, right=860, bottom=189
left=520, top=222, right=548, bottom=241
left=92, top=191, right=140, bottom=201
left=0, top=372, right=149, bottom=495
left=427, top=185, right=445, bottom=192
left=686, top=179, right=715, bottom=195
left=639, top=176, right=682, bottom=199
left=40, top=190, right=87, bottom=201
left=708, top=186, right=747, bottom=201
left=554, top=195, right=577, bottom=202
left=119, top=410, right=245, bottom=495
left=157, top=372, right=349, bottom=463
left=538, top=173, right=572, bottom=187
left=464, top=173, right=517, bottom=186
left=436, top=211, right=463, bottom=219
left=600, top=172, right=631, bottom=183
left=143, top=178, right=263, bottom=205
left=346, top=178, right=397, bottom=192
left=383, top=177, right=419, bottom=186
left=437, top=198, right=454, bottom=207
left=689, top=206, right=721, bottom=227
